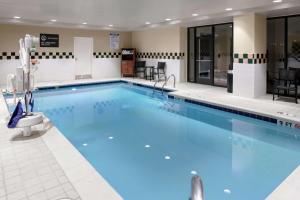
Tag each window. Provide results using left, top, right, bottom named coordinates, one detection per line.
left=267, top=18, right=285, bottom=93
left=288, top=16, right=300, bottom=69
left=267, top=15, right=300, bottom=95
left=188, top=23, right=233, bottom=87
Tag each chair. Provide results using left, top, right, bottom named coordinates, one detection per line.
left=134, top=61, right=146, bottom=78
left=153, top=62, right=166, bottom=81
left=272, top=69, right=298, bottom=103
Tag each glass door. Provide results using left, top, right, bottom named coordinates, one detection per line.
left=267, top=18, right=285, bottom=93
left=195, top=26, right=213, bottom=84
left=214, top=24, right=233, bottom=86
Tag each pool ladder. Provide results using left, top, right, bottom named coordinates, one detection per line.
left=153, top=74, right=176, bottom=94
left=190, top=175, right=204, bottom=200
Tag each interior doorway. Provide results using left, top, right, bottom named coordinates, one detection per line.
left=188, top=23, right=233, bottom=87
left=74, top=37, right=93, bottom=79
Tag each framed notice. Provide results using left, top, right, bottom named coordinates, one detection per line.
left=40, top=33, right=59, bottom=47
left=109, top=32, right=120, bottom=50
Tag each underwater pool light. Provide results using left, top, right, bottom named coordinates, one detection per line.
left=164, top=156, right=171, bottom=160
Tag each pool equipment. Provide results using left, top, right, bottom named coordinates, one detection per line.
left=191, top=175, right=204, bottom=200
left=153, top=74, right=176, bottom=94
left=19, top=35, right=39, bottom=93
left=6, top=34, right=43, bottom=137
left=7, top=101, right=24, bottom=128
left=15, top=112, right=43, bottom=136
left=6, top=74, right=17, bottom=104
left=19, top=34, right=39, bottom=115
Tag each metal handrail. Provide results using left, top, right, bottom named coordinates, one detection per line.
left=190, top=176, right=204, bottom=200
left=152, top=80, right=160, bottom=94
left=161, top=74, right=176, bottom=93
left=152, top=74, right=176, bottom=94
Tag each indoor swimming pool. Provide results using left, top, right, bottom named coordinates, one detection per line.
left=5, top=81, right=300, bottom=200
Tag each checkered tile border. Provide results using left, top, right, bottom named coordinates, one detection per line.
left=93, top=52, right=121, bottom=58
left=0, top=52, right=74, bottom=60
left=136, top=52, right=184, bottom=60
left=1, top=51, right=186, bottom=60
left=30, top=52, right=74, bottom=59
left=233, top=53, right=267, bottom=64
left=0, top=52, right=20, bottom=60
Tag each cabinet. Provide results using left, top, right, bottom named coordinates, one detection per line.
left=121, top=48, right=135, bottom=77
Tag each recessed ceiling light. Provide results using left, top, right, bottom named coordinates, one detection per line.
left=108, top=24, right=113, bottom=27
left=192, top=13, right=199, bottom=17
left=198, top=16, right=210, bottom=20
left=272, top=0, right=282, bottom=2
left=145, top=22, right=151, bottom=25
left=13, top=16, right=21, bottom=19
left=169, top=20, right=181, bottom=25
left=82, top=22, right=87, bottom=25
left=225, top=8, right=233, bottom=11
left=165, top=18, right=172, bottom=21
left=50, top=19, right=57, bottom=22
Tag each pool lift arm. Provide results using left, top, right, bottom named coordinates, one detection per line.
left=19, top=34, right=39, bottom=116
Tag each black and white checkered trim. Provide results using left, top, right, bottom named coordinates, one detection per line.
left=136, top=52, right=184, bottom=60
left=30, top=52, right=74, bottom=59
left=93, top=52, right=121, bottom=58
left=233, top=53, right=267, bottom=64
left=0, top=52, right=20, bottom=60
left=0, top=52, right=74, bottom=60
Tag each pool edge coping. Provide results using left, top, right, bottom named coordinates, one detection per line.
left=122, top=79, right=300, bottom=128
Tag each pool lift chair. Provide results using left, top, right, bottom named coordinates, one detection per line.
left=6, top=34, right=44, bottom=137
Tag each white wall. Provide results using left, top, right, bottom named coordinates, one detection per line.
left=35, top=59, right=75, bottom=83
left=137, top=59, right=184, bottom=82
left=0, top=58, right=121, bottom=87
left=92, top=58, right=121, bottom=79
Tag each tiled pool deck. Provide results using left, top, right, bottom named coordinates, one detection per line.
left=1, top=78, right=300, bottom=200
left=0, top=97, right=81, bottom=199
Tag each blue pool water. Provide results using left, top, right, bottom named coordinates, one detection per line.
left=5, top=82, right=300, bottom=200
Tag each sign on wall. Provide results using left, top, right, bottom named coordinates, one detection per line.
left=109, top=33, right=120, bottom=50
left=40, top=33, right=59, bottom=47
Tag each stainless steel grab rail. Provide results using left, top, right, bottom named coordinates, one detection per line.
left=190, top=176, right=204, bottom=200
left=152, top=74, right=176, bottom=94
left=161, top=74, right=176, bottom=93
left=152, top=80, right=160, bottom=94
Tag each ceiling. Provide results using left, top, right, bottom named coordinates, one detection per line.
left=0, top=0, right=300, bottom=31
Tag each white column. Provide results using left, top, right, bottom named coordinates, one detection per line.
left=233, top=13, right=267, bottom=98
